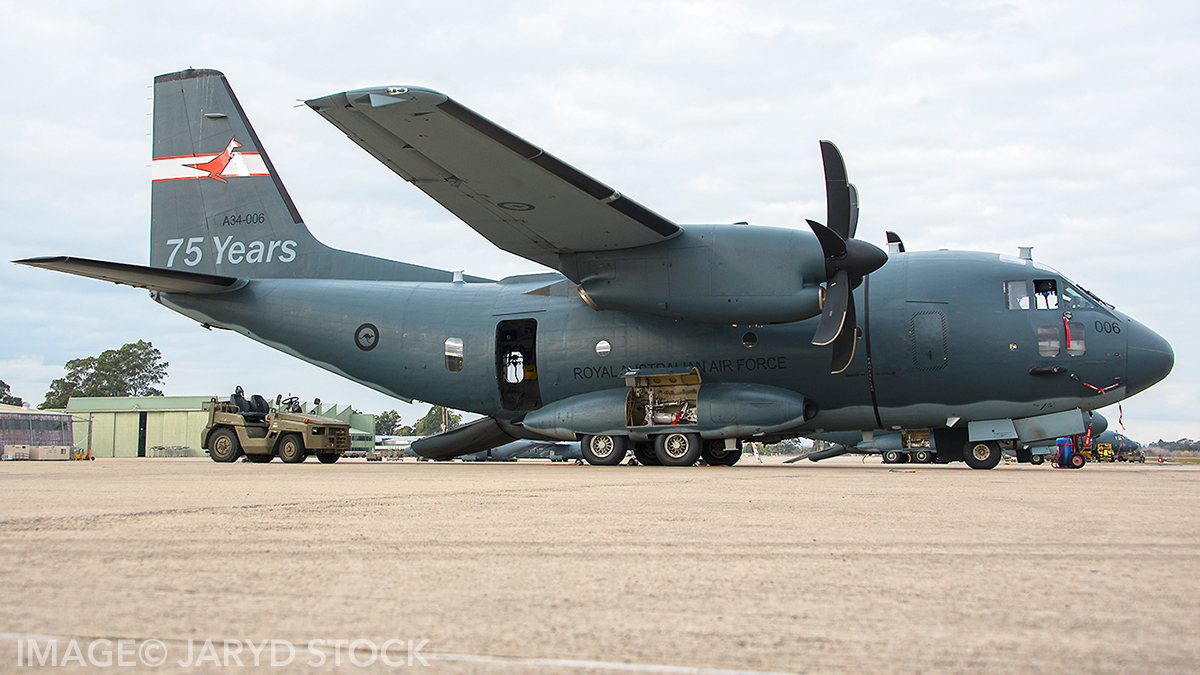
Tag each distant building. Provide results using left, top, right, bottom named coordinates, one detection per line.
left=0, top=404, right=74, bottom=454
left=63, top=396, right=375, bottom=458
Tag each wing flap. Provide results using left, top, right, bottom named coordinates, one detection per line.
left=306, top=87, right=680, bottom=268
left=16, top=257, right=244, bottom=294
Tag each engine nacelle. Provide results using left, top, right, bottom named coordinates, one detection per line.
left=558, top=224, right=828, bottom=324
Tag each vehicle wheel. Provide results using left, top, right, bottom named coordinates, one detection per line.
left=208, top=427, right=241, bottom=463
left=581, top=434, right=627, bottom=466
left=654, top=432, right=702, bottom=466
left=1030, top=454, right=1045, bottom=465
left=632, top=441, right=660, bottom=466
left=913, top=450, right=932, bottom=464
left=882, top=450, right=902, bottom=464
left=964, top=441, right=1002, bottom=470
left=1069, top=453, right=1086, bottom=469
left=246, top=453, right=274, bottom=463
left=278, top=434, right=307, bottom=463
left=317, top=453, right=339, bottom=464
left=701, top=439, right=742, bottom=466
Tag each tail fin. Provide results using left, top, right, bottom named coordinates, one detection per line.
left=151, top=69, right=475, bottom=282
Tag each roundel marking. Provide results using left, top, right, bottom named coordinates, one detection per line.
left=354, top=323, right=379, bottom=351
left=497, top=201, right=535, bottom=212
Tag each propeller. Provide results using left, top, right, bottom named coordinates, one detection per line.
left=806, top=141, right=887, bottom=374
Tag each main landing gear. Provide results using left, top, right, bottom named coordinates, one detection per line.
left=581, top=434, right=743, bottom=467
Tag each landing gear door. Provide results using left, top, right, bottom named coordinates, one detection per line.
left=496, top=318, right=542, bottom=411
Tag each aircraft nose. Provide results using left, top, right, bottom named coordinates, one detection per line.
left=1124, top=320, right=1173, bottom=397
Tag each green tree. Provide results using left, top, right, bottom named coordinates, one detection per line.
left=41, top=341, right=168, bottom=409
left=411, top=405, right=462, bottom=436
left=0, top=380, right=23, bottom=406
left=375, top=409, right=403, bottom=436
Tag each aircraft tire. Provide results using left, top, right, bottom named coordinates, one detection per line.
left=964, top=441, right=1002, bottom=470
left=581, top=434, right=627, bottom=466
left=654, top=432, right=702, bottom=466
left=246, top=453, right=274, bottom=463
left=1030, top=454, right=1045, bottom=465
left=278, top=434, right=307, bottom=463
left=912, top=450, right=933, bottom=464
left=882, top=450, right=902, bottom=464
left=208, top=427, right=241, bottom=463
left=632, top=442, right=660, bottom=466
left=317, top=453, right=340, bottom=464
left=1068, top=453, right=1086, bottom=469
left=701, top=440, right=742, bottom=466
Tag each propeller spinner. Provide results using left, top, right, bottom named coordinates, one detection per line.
left=806, top=141, right=887, bottom=374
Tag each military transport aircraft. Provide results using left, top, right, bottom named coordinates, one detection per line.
left=16, top=69, right=1175, bottom=469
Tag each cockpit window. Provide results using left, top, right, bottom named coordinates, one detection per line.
left=1033, top=279, right=1059, bottom=310
left=1005, top=281, right=1031, bottom=310
left=1060, top=285, right=1096, bottom=310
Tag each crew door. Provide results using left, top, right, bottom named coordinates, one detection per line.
left=496, top=319, right=542, bottom=411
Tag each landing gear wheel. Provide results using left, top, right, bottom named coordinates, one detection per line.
left=912, top=450, right=933, bottom=464
left=882, top=450, right=903, bottom=464
left=581, top=434, right=627, bottom=466
left=317, top=453, right=340, bottom=464
left=701, top=440, right=742, bottom=466
left=246, top=454, right=274, bottom=463
left=654, top=432, right=702, bottom=466
left=632, top=441, right=660, bottom=466
left=1068, top=453, right=1086, bottom=469
left=1030, top=454, right=1045, bottom=465
left=964, top=441, right=1002, bottom=470
left=208, top=427, right=241, bottom=463
left=278, top=434, right=307, bottom=463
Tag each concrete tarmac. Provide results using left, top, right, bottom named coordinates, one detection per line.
left=1, top=456, right=1197, bottom=674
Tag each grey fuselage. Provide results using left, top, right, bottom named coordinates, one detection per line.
left=157, top=240, right=1170, bottom=440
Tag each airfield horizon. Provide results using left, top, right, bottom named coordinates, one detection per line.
left=1, top=457, right=1196, bottom=674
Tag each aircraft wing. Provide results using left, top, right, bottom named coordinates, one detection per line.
left=15, top=257, right=244, bottom=294
left=306, top=87, right=681, bottom=268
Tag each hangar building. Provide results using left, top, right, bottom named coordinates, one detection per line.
left=63, top=396, right=375, bottom=458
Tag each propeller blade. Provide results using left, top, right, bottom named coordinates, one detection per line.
left=812, top=269, right=850, bottom=346
left=830, top=295, right=857, bottom=374
left=807, top=141, right=885, bottom=374
left=806, top=219, right=846, bottom=260
left=847, top=183, right=859, bottom=239
left=820, top=140, right=852, bottom=239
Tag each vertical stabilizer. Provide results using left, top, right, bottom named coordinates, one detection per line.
left=151, top=68, right=471, bottom=282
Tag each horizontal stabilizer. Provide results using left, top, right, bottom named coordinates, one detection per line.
left=15, top=256, right=244, bottom=294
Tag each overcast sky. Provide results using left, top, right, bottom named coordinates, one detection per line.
left=2, top=1, right=1196, bottom=443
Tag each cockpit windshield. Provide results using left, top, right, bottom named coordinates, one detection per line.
left=1005, top=276, right=1113, bottom=312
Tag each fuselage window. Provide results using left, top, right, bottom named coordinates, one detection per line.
left=1065, top=321, right=1086, bottom=356
left=1038, top=325, right=1061, bottom=357
left=444, top=337, right=464, bottom=372
left=1005, top=281, right=1030, bottom=310
left=1033, top=279, right=1059, bottom=310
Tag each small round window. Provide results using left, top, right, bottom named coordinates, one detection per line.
left=595, top=340, right=611, bottom=356
left=742, top=331, right=758, bottom=348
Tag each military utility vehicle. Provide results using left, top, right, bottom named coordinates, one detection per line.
left=202, top=387, right=350, bottom=464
